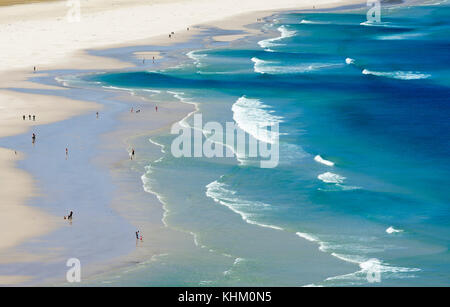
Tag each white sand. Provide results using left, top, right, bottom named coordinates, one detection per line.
left=0, top=0, right=348, bottom=72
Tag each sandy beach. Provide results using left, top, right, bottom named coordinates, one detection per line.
left=0, top=0, right=363, bottom=285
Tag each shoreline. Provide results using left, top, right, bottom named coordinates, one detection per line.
left=0, top=0, right=365, bottom=285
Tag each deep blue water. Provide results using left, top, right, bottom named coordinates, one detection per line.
left=86, top=1, right=450, bottom=286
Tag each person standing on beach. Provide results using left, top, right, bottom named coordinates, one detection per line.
left=32, top=133, right=36, bottom=143
left=23, top=115, right=25, bottom=120
left=136, top=231, right=139, bottom=240
left=68, top=211, right=73, bottom=220
left=32, top=115, right=35, bottom=121
left=96, top=111, right=99, bottom=118
left=131, top=148, right=135, bottom=160
left=28, top=115, right=31, bottom=120
left=155, top=106, right=158, bottom=112
left=66, top=148, right=68, bottom=158
left=33, top=66, right=36, bottom=72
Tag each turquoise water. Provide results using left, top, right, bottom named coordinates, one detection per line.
left=87, top=1, right=450, bottom=286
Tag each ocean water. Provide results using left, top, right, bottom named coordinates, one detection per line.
left=84, top=1, right=450, bottom=286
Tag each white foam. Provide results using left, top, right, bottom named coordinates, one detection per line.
left=257, top=25, right=296, bottom=50
left=377, top=32, right=425, bottom=40
left=232, top=96, right=283, bottom=144
left=296, top=232, right=328, bottom=252
left=148, top=137, right=166, bottom=154
left=300, top=19, right=328, bottom=24
left=252, top=57, right=342, bottom=74
left=295, top=231, right=420, bottom=285
left=360, top=21, right=399, bottom=28
left=186, top=49, right=208, bottom=67
left=326, top=254, right=420, bottom=281
left=314, top=155, right=335, bottom=166
left=386, top=226, right=403, bottom=234
left=167, top=90, right=199, bottom=129
left=206, top=180, right=283, bottom=231
left=223, top=257, right=245, bottom=276
left=141, top=168, right=170, bottom=227
left=362, top=69, right=431, bottom=80
left=295, top=231, right=319, bottom=243
left=142, top=89, right=161, bottom=94
left=251, top=57, right=273, bottom=74
left=318, top=172, right=346, bottom=184
left=345, top=58, right=355, bottom=65
left=295, top=232, right=419, bottom=285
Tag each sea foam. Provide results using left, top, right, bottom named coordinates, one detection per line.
left=257, top=25, right=296, bottom=51
left=206, top=180, right=283, bottom=231
left=318, top=172, right=346, bottom=184
left=252, top=57, right=342, bottom=75
left=186, top=49, right=208, bottom=67
left=345, top=58, right=355, bottom=65
left=386, top=226, right=403, bottom=234
left=362, top=69, right=431, bottom=80
left=232, top=96, right=283, bottom=144
left=314, top=155, right=334, bottom=166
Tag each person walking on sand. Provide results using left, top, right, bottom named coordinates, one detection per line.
left=136, top=231, right=139, bottom=239
left=33, top=66, right=36, bottom=72
left=23, top=115, right=25, bottom=120
left=32, top=133, right=36, bottom=143
left=28, top=115, right=31, bottom=120
left=130, top=148, right=135, bottom=160
left=67, top=211, right=73, bottom=220
left=32, top=115, right=35, bottom=121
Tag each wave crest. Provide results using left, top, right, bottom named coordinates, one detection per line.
left=318, top=172, right=346, bottom=184
left=362, top=69, right=431, bottom=80
left=232, top=96, right=283, bottom=144
left=257, top=25, right=296, bottom=51
left=314, top=155, right=334, bottom=166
